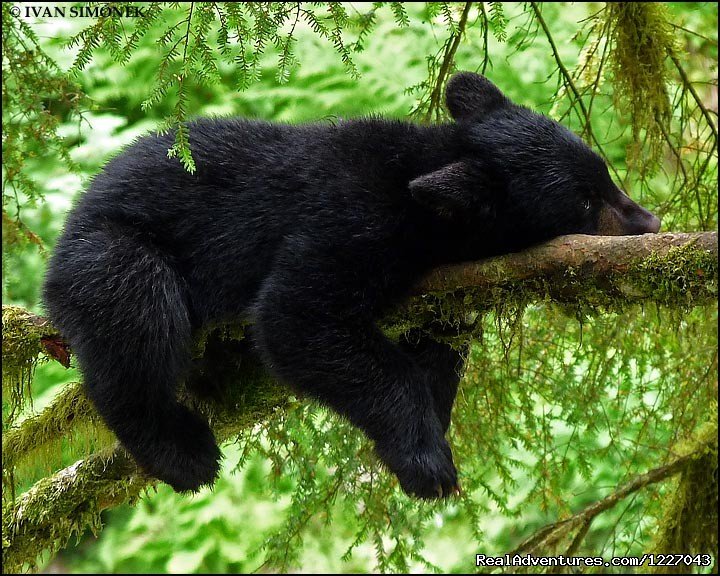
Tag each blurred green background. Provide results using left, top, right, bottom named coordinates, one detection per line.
left=2, top=2, right=717, bottom=573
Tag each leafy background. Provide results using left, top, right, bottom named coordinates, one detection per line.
left=2, top=2, right=717, bottom=573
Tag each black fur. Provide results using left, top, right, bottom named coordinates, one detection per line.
left=43, top=73, right=660, bottom=498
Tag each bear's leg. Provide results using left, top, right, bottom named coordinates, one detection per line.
left=398, top=332, right=466, bottom=435
left=43, top=225, right=221, bottom=492
left=253, top=253, right=459, bottom=499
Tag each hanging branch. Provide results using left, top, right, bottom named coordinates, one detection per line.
left=424, top=1, right=474, bottom=122
left=529, top=2, right=625, bottom=185
left=669, top=52, right=718, bottom=143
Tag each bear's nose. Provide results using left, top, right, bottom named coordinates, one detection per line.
left=633, top=205, right=661, bottom=234
left=646, top=213, right=661, bottom=234
left=617, top=193, right=661, bottom=234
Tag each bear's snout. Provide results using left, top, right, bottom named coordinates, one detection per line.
left=642, top=211, right=662, bottom=234
left=597, top=194, right=661, bottom=236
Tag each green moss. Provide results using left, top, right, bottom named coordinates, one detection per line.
left=2, top=240, right=716, bottom=571
left=1, top=382, right=116, bottom=508
left=606, top=2, right=676, bottom=171
left=1, top=306, right=48, bottom=424
left=384, top=243, right=717, bottom=348
left=184, top=327, right=289, bottom=439
left=631, top=243, right=718, bottom=309
left=191, top=320, right=249, bottom=359
left=2, top=325, right=289, bottom=573
left=1, top=447, right=146, bottom=574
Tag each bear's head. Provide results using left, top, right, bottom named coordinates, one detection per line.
left=410, top=72, right=660, bottom=254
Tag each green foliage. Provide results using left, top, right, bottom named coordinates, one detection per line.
left=59, top=2, right=475, bottom=170
left=1, top=3, right=87, bottom=260
left=2, top=2, right=718, bottom=574
left=52, top=449, right=287, bottom=574
left=1, top=306, right=48, bottom=426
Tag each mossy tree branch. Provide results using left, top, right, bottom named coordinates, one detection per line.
left=2, top=446, right=145, bottom=573
left=2, top=231, right=717, bottom=573
left=2, top=335, right=286, bottom=574
left=417, top=232, right=717, bottom=294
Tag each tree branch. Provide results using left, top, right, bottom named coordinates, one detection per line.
left=506, top=454, right=694, bottom=559
left=2, top=445, right=146, bottom=573
left=424, top=1, right=473, bottom=123
left=2, top=231, right=717, bottom=572
left=416, top=232, right=717, bottom=295
left=669, top=51, right=718, bottom=144
left=2, top=336, right=286, bottom=574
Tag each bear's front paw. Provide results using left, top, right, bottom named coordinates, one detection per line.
left=378, top=437, right=460, bottom=500
left=147, top=439, right=222, bottom=494
left=132, top=408, right=223, bottom=493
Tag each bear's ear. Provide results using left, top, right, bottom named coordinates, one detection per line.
left=409, top=162, right=477, bottom=218
left=446, top=72, right=510, bottom=121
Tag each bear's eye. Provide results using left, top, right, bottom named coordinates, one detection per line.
left=583, top=199, right=592, bottom=211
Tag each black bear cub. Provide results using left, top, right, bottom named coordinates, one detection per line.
left=44, top=73, right=660, bottom=498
